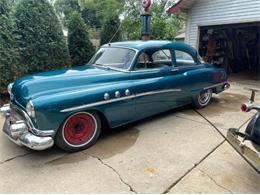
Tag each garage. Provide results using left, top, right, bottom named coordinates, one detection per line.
left=168, top=0, right=260, bottom=79
left=198, top=22, right=260, bottom=78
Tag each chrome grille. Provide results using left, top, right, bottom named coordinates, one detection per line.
left=10, top=104, right=26, bottom=124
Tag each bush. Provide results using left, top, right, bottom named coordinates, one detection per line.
left=67, top=12, right=95, bottom=66
left=14, top=0, right=71, bottom=74
left=100, top=15, right=121, bottom=45
left=0, top=0, right=18, bottom=92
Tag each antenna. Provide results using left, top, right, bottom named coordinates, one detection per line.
left=108, top=21, right=123, bottom=44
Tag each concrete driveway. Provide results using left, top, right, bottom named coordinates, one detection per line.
left=0, top=77, right=259, bottom=193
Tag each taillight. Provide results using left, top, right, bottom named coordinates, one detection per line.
left=241, top=103, right=249, bottom=112
left=213, top=72, right=225, bottom=83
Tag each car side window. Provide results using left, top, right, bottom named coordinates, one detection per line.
left=152, top=50, right=171, bottom=62
left=135, top=49, right=172, bottom=70
left=175, top=50, right=197, bottom=67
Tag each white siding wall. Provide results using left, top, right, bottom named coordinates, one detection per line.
left=185, top=0, right=260, bottom=48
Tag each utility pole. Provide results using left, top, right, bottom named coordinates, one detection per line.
left=141, top=0, right=153, bottom=41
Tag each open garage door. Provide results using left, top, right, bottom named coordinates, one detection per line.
left=198, top=22, right=260, bottom=80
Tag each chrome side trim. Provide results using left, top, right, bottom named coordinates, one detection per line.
left=61, top=88, right=182, bottom=113
left=135, top=89, right=181, bottom=98
left=203, top=82, right=227, bottom=90
left=61, top=95, right=136, bottom=112
left=130, top=68, right=162, bottom=73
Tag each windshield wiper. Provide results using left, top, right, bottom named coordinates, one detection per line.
left=94, top=63, right=111, bottom=70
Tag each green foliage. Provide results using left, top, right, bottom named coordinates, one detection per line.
left=80, top=0, right=120, bottom=29
left=150, top=1, right=186, bottom=40
left=121, top=0, right=141, bottom=40
left=15, top=0, right=71, bottom=74
left=54, top=0, right=80, bottom=27
left=121, top=0, right=185, bottom=41
left=0, top=0, right=18, bottom=91
left=100, top=15, right=121, bottom=45
left=67, top=12, right=95, bottom=66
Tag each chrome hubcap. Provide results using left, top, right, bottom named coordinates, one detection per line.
left=198, top=90, right=211, bottom=105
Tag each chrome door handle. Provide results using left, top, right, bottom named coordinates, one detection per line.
left=171, top=68, right=179, bottom=72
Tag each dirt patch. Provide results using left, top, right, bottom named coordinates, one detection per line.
left=45, top=128, right=139, bottom=166
left=85, top=127, right=140, bottom=159
left=46, top=152, right=89, bottom=166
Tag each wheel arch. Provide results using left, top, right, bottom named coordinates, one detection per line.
left=91, top=109, right=110, bottom=131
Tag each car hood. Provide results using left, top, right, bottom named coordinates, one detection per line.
left=12, top=65, right=127, bottom=107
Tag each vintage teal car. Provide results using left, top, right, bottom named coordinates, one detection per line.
left=0, top=41, right=230, bottom=152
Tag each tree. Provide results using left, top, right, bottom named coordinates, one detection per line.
left=100, top=15, right=121, bottom=45
left=121, top=0, right=141, bottom=40
left=67, top=12, right=95, bottom=66
left=0, top=0, right=18, bottom=91
left=14, top=0, right=71, bottom=74
left=150, top=0, right=186, bottom=40
left=54, top=0, right=80, bottom=28
left=121, top=0, right=185, bottom=40
left=80, top=0, right=121, bottom=30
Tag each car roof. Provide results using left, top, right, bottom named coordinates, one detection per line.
left=102, top=40, right=195, bottom=52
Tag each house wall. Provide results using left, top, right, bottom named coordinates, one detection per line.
left=185, top=0, right=260, bottom=48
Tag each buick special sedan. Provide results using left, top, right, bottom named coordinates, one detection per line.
left=0, top=41, right=230, bottom=152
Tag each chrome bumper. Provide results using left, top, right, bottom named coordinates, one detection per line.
left=223, top=83, right=230, bottom=90
left=204, top=82, right=230, bottom=91
left=0, top=104, right=54, bottom=150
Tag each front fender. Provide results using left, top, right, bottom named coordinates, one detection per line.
left=33, top=81, right=135, bottom=132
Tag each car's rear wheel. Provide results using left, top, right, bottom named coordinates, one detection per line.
left=193, top=89, right=212, bottom=109
left=56, top=111, right=101, bottom=152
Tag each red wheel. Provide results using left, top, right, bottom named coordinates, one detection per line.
left=63, top=113, right=97, bottom=146
left=56, top=112, right=101, bottom=152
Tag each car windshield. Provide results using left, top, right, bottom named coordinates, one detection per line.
left=89, top=47, right=136, bottom=70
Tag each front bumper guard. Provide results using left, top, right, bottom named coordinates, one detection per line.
left=1, top=104, right=54, bottom=150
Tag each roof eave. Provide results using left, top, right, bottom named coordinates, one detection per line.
left=167, top=0, right=196, bottom=14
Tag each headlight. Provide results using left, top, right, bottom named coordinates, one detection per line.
left=7, top=83, right=14, bottom=95
left=26, top=100, right=35, bottom=118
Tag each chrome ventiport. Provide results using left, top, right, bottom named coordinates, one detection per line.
left=104, top=93, right=110, bottom=100
left=115, top=91, right=121, bottom=98
left=125, top=89, right=131, bottom=96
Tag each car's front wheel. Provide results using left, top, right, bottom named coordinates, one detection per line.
left=56, top=111, right=101, bottom=152
left=193, top=89, right=212, bottom=109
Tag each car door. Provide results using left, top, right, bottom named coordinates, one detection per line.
left=172, top=48, right=207, bottom=102
left=131, top=48, right=184, bottom=120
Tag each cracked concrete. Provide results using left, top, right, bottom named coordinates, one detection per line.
left=0, top=152, right=33, bottom=165
left=88, top=154, right=138, bottom=194
left=162, top=140, right=226, bottom=194
left=169, top=142, right=260, bottom=194
left=197, top=168, right=233, bottom=194
left=0, top=77, right=259, bottom=193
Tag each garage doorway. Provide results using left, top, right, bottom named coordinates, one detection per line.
left=198, top=22, right=260, bottom=80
